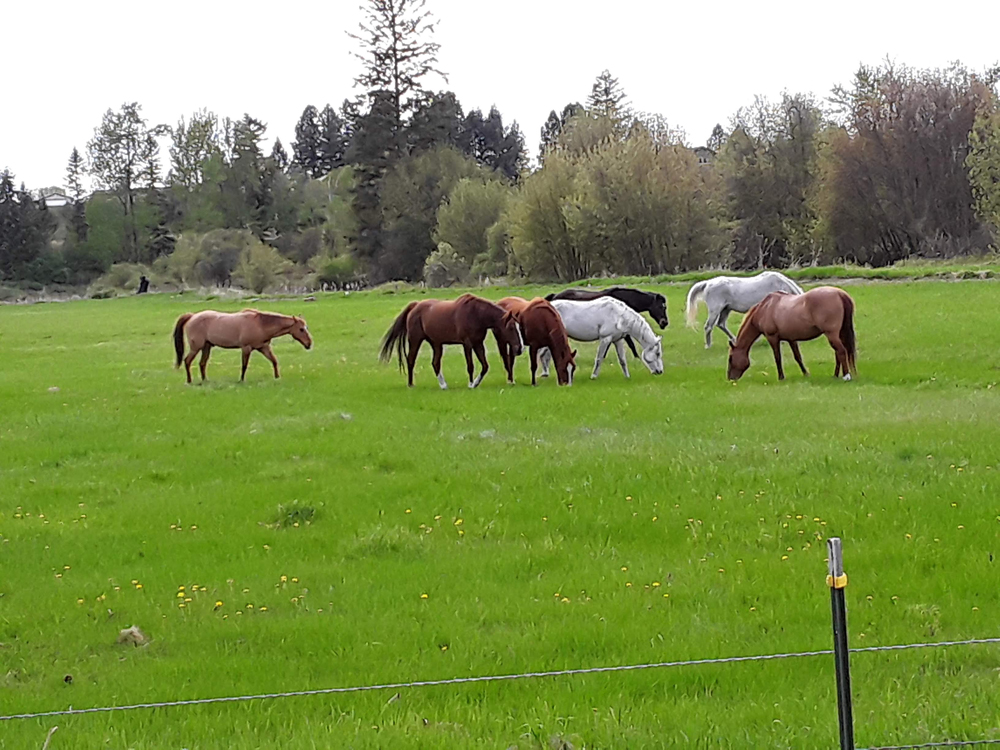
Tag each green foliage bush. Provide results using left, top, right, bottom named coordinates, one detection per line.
left=233, top=241, right=291, bottom=294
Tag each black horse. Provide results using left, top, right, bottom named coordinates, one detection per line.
left=545, top=286, right=669, bottom=358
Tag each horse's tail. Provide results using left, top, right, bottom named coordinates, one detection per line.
left=173, top=313, right=193, bottom=368
left=840, top=292, right=857, bottom=375
left=685, top=280, right=708, bottom=328
left=379, top=301, right=418, bottom=371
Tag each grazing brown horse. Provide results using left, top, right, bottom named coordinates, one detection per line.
left=379, top=293, right=524, bottom=389
left=727, top=287, right=856, bottom=381
left=497, top=297, right=577, bottom=386
left=173, top=309, right=312, bottom=383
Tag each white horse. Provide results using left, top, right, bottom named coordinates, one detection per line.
left=685, top=271, right=804, bottom=348
left=540, top=297, right=664, bottom=379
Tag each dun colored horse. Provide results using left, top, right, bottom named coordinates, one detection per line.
left=380, top=293, right=524, bottom=389
left=173, top=309, right=312, bottom=383
left=546, top=286, right=668, bottom=358
left=727, top=287, right=857, bottom=382
left=497, top=297, right=577, bottom=386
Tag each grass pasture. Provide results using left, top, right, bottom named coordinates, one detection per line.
left=1, top=280, right=1000, bottom=749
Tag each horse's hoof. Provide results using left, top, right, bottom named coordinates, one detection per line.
left=843, top=373, right=852, bottom=382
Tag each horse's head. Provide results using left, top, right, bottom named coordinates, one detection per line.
left=727, top=340, right=750, bottom=380
left=291, top=316, right=313, bottom=350
left=641, top=336, right=664, bottom=375
left=555, top=348, right=578, bottom=386
left=651, top=293, right=669, bottom=329
left=498, top=310, right=524, bottom=357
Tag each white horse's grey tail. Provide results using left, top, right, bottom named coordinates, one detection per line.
left=685, top=280, right=709, bottom=328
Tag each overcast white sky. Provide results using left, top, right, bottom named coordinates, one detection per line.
left=4, top=0, right=998, bottom=190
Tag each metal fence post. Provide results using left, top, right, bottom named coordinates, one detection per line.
left=827, top=537, right=855, bottom=750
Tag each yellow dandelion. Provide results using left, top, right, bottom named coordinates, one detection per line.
left=405, top=508, right=411, bottom=514
left=652, top=582, right=661, bottom=587
left=440, top=645, right=448, bottom=651
left=135, top=584, right=143, bottom=589
left=178, top=603, right=186, bottom=608
left=718, top=568, right=725, bottom=573
left=454, top=518, right=463, bottom=526
left=542, top=516, right=548, bottom=521
left=434, top=515, right=442, bottom=521
left=222, top=614, right=228, bottom=620
left=958, top=525, right=965, bottom=530
left=554, top=592, right=560, bottom=597
left=652, top=516, right=658, bottom=522
left=214, top=601, right=223, bottom=609
left=781, top=555, right=788, bottom=561
left=64, top=565, right=71, bottom=570
left=260, top=606, right=268, bottom=612
left=280, top=575, right=287, bottom=583
left=291, top=577, right=298, bottom=583
left=663, top=593, right=670, bottom=598
left=750, top=606, right=756, bottom=611
left=621, top=566, right=628, bottom=572
left=625, top=582, right=632, bottom=588
left=420, top=593, right=428, bottom=599
left=184, top=597, right=192, bottom=603
left=236, top=610, right=242, bottom=616
left=176, top=592, right=185, bottom=598
left=76, top=598, right=84, bottom=604
left=458, top=529, right=465, bottom=536
left=561, top=597, right=570, bottom=603
left=190, top=525, right=197, bottom=530
left=246, top=603, right=254, bottom=609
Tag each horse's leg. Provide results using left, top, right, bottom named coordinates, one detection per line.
left=259, top=344, right=280, bottom=379
left=431, top=344, right=447, bottom=390
left=614, top=339, right=631, bottom=379
left=767, top=336, right=785, bottom=380
left=529, top=345, right=539, bottom=386
left=406, top=336, right=422, bottom=387
left=789, top=341, right=809, bottom=376
left=623, top=334, right=639, bottom=358
left=827, top=335, right=851, bottom=381
left=463, top=344, right=476, bottom=388
left=592, top=338, right=613, bottom=379
left=471, top=341, right=489, bottom=388
left=183, top=341, right=200, bottom=385
left=539, top=347, right=551, bottom=377
left=717, top=309, right=736, bottom=345
left=240, top=346, right=252, bottom=381
left=703, top=309, right=719, bottom=348
left=198, top=344, right=212, bottom=381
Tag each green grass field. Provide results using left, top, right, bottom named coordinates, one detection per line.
left=2, top=280, right=999, bottom=749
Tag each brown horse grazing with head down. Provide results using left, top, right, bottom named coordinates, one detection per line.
left=173, top=309, right=312, bottom=383
left=497, top=297, right=577, bottom=386
left=380, top=293, right=524, bottom=389
left=727, top=286, right=856, bottom=382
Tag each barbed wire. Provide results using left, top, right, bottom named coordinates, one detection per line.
left=860, top=739, right=1000, bottom=749
left=2, top=636, right=998, bottom=722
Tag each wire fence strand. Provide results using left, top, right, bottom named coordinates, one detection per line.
left=2, top=636, right=998, bottom=722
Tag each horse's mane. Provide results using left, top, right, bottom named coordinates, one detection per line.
left=244, top=309, right=293, bottom=326
left=736, top=295, right=778, bottom=338
left=605, top=298, right=655, bottom=341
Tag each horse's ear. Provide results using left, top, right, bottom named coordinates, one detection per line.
left=571, top=349, right=578, bottom=358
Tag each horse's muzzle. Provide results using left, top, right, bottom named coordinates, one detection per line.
left=658, top=319, right=669, bottom=329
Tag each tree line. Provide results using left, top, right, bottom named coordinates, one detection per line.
left=2, top=0, right=999, bottom=294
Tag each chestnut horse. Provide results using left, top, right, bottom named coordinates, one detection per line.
left=727, top=287, right=856, bottom=382
left=173, top=309, right=312, bottom=383
left=497, top=297, right=577, bottom=386
left=379, top=294, right=524, bottom=389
